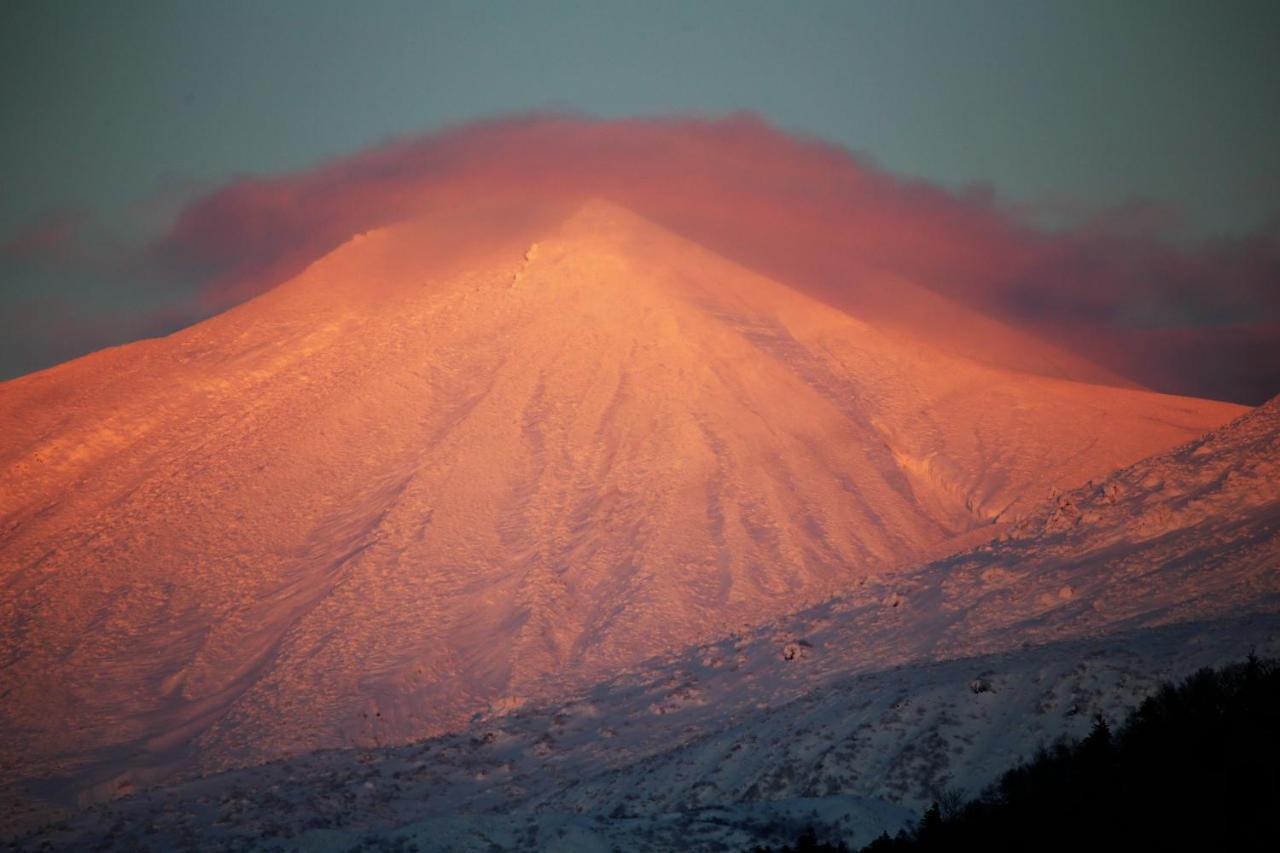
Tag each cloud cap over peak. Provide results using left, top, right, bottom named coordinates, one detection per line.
left=9, top=113, right=1280, bottom=403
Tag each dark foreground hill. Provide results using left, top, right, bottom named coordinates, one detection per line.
left=851, top=656, right=1280, bottom=853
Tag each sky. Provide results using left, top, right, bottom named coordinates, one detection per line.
left=1, top=0, right=1278, bottom=397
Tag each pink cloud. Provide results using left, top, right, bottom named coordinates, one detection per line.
left=156, top=114, right=1046, bottom=308
left=12, top=113, right=1280, bottom=402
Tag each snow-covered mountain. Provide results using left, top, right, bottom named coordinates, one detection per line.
left=0, top=200, right=1253, bottom=835
left=9, top=396, right=1279, bottom=851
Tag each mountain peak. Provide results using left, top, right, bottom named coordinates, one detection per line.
left=0, top=195, right=1246, bottom=808
left=557, top=196, right=644, bottom=232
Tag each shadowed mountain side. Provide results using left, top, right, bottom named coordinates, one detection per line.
left=0, top=201, right=1245, bottom=811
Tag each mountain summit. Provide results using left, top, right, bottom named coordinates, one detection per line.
left=0, top=200, right=1244, bottom=805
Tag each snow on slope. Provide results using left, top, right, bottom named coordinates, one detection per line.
left=0, top=201, right=1246, bottom=823
left=9, top=397, right=1279, bottom=851
left=10, top=618, right=1275, bottom=851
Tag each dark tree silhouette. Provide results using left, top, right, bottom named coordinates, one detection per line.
left=844, top=656, right=1280, bottom=852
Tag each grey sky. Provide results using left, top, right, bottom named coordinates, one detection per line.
left=2, top=0, right=1278, bottom=243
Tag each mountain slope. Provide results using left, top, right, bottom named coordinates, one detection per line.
left=0, top=201, right=1245, bottom=812
left=12, top=396, right=1279, bottom=851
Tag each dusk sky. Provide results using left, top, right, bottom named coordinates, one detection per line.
left=1, top=0, right=1278, bottom=394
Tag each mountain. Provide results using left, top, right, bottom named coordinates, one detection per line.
left=0, top=200, right=1245, bottom=821
left=11, top=396, right=1279, bottom=851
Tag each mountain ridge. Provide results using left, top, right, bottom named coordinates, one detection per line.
left=0, top=200, right=1249, bottom=817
